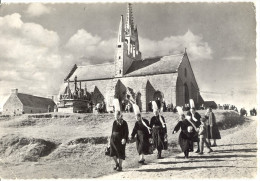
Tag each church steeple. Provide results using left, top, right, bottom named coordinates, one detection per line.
left=114, top=3, right=142, bottom=78
left=118, top=15, right=125, bottom=43
left=125, top=3, right=134, bottom=36
left=134, top=25, right=140, bottom=55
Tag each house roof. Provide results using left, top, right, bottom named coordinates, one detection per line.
left=68, top=63, right=115, bottom=81
left=17, top=93, right=56, bottom=108
left=204, top=101, right=217, bottom=106
left=125, top=53, right=184, bottom=77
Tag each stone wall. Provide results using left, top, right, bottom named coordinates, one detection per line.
left=2, top=94, right=23, bottom=115
left=72, top=73, right=178, bottom=112
left=115, top=42, right=134, bottom=77
left=176, top=76, right=185, bottom=106
left=116, top=73, right=178, bottom=111
left=177, top=54, right=201, bottom=107
left=23, top=106, right=49, bottom=114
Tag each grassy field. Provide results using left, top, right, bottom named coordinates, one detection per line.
left=0, top=110, right=245, bottom=179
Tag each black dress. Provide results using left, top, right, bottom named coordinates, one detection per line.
left=187, top=111, right=201, bottom=128
left=131, top=119, right=151, bottom=155
left=173, top=119, right=197, bottom=152
left=110, top=120, right=129, bottom=160
left=150, top=115, right=167, bottom=151
left=188, top=111, right=201, bottom=142
left=205, top=112, right=221, bottom=139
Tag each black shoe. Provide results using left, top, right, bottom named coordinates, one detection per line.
left=116, top=166, right=122, bottom=171
left=195, top=150, right=200, bottom=153
left=157, top=154, right=162, bottom=159
left=138, top=160, right=145, bottom=163
left=113, top=163, right=119, bottom=170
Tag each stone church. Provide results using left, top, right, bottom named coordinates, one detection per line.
left=58, top=4, right=204, bottom=113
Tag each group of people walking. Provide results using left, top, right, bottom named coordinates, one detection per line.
left=173, top=107, right=221, bottom=159
left=108, top=99, right=221, bottom=172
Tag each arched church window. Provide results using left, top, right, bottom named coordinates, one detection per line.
left=119, top=70, right=122, bottom=74
left=185, top=68, right=187, bottom=77
left=119, top=56, right=121, bottom=59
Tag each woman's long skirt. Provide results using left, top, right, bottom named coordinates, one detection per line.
left=136, top=130, right=150, bottom=155
left=152, top=126, right=166, bottom=151
left=207, top=125, right=221, bottom=139
left=179, top=132, right=194, bottom=152
left=110, top=132, right=126, bottom=160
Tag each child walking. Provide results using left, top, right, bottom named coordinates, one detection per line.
left=198, top=118, right=213, bottom=154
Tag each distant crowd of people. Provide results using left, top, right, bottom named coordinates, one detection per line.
left=87, top=98, right=257, bottom=119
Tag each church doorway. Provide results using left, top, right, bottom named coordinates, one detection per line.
left=153, top=91, right=163, bottom=101
left=184, top=83, right=189, bottom=104
left=136, top=92, right=142, bottom=111
left=153, top=91, right=163, bottom=110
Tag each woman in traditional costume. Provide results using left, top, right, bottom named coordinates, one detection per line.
left=150, top=101, right=167, bottom=159
left=205, top=107, right=221, bottom=146
left=173, top=107, right=197, bottom=158
left=130, top=104, right=152, bottom=164
left=187, top=99, right=201, bottom=153
left=109, top=99, right=129, bottom=171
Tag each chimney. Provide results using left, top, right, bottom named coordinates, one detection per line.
left=11, top=88, right=18, bottom=95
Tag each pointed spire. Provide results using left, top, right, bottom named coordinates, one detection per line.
left=125, top=3, right=134, bottom=35
left=118, top=15, right=125, bottom=43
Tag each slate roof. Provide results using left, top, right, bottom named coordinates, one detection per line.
left=17, top=93, right=56, bottom=108
left=69, top=63, right=115, bottom=81
left=204, top=101, right=217, bottom=107
left=125, top=53, right=184, bottom=77
left=66, top=53, right=184, bottom=81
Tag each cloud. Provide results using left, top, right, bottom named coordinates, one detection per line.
left=222, top=56, right=244, bottom=61
left=26, top=3, right=51, bottom=17
left=0, top=13, right=213, bottom=109
left=0, top=13, right=65, bottom=98
left=140, top=30, right=212, bottom=61
left=65, top=29, right=116, bottom=64
left=65, top=29, right=212, bottom=65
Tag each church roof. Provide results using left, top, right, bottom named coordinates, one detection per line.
left=125, top=53, right=184, bottom=77
left=69, top=63, right=115, bottom=81
left=17, top=93, right=56, bottom=108
left=66, top=54, right=184, bottom=81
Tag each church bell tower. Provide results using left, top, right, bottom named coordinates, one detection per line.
left=115, top=3, right=142, bottom=78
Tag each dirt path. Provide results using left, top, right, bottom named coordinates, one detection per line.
left=100, top=117, right=257, bottom=179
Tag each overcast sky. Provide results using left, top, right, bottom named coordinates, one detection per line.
left=0, top=2, right=257, bottom=110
